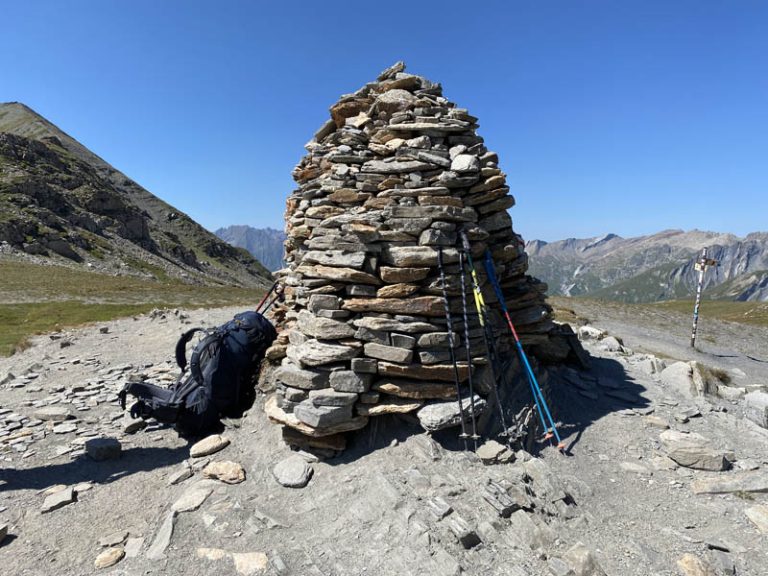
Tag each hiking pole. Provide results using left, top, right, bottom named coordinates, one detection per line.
left=483, top=250, right=566, bottom=451
left=437, top=246, right=469, bottom=451
left=458, top=232, right=513, bottom=445
left=261, top=284, right=284, bottom=316
left=256, top=281, right=279, bottom=314
left=458, top=249, right=481, bottom=450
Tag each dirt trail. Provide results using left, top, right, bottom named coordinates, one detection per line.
left=0, top=304, right=766, bottom=575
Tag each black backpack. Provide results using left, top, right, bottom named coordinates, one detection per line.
left=118, top=311, right=277, bottom=436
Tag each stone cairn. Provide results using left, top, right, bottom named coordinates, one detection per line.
left=263, top=62, right=580, bottom=453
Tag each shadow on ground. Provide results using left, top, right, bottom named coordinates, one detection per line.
left=0, top=445, right=188, bottom=492
left=328, top=350, right=646, bottom=463
left=549, top=354, right=651, bottom=455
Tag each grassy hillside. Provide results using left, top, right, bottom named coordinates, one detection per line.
left=0, top=261, right=268, bottom=356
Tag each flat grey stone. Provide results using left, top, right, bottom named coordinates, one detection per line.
left=450, top=153, right=480, bottom=173
left=293, top=401, right=353, bottom=428
left=33, top=406, right=72, bottom=422
left=85, top=437, right=121, bottom=461
left=272, top=455, right=314, bottom=488
left=296, top=310, right=355, bottom=340
left=307, top=294, right=341, bottom=313
left=171, top=481, right=214, bottom=512
left=53, top=422, right=77, bottom=434
left=563, top=541, right=607, bottom=576
left=744, top=391, right=768, bottom=428
left=287, top=339, right=360, bottom=367
left=691, top=472, right=768, bottom=495
left=124, top=537, right=144, bottom=558
left=275, top=362, right=329, bottom=390
left=351, top=358, right=377, bottom=374
left=308, top=389, right=358, bottom=407
left=41, top=486, right=76, bottom=513
left=302, top=250, right=366, bottom=269
left=146, top=511, right=176, bottom=560
left=122, top=416, right=147, bottom=434
left=330, top=370, right=373, bottom=393
left=417, top=396, right=487, bottom=432
left=363, top=342, right=413, bottom=364
left=660, top=430, right=730, bottom=471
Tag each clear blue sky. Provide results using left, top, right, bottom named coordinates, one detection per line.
left=2, top=1, right=766, bottom=242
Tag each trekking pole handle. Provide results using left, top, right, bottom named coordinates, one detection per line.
left=459, top=229, right=472, bottom=253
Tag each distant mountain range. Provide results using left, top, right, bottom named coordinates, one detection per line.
left=0, top=102, right=271, bottom=286
left=526, top=229, right=768, bottom=302
left=215, top=226, right=285, bottom=272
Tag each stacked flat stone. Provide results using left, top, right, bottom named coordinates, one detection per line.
left=265, top=62, right=570, bottom=450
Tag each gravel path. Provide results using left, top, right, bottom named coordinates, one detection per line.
left=0, top=304, right=766, bottom=575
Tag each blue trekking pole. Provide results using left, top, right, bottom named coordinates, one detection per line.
left=483, top=250, right=565, bottom=451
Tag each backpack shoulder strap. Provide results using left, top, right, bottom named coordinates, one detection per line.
left=175, top=328, right=204, bottom=371
left=189, top=331, right=224, bottom=385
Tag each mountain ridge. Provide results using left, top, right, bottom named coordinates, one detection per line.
left=526, top=229, right=768, bottom=302
left=0, top=102, right=271, bottom=287
left=215, top=225, right=285, bottom=272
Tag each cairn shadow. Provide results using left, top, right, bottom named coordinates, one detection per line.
left=0, top=445, right=188, bottom=492
left=547, top=354, right=651, bottom=455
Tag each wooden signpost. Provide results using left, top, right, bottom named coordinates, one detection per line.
left=690, top=247, right=719, bottom=348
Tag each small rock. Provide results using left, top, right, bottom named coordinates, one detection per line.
left=203, top=461, right=246, bottom=484
left=41, top=486, right=76, bottom=513
left=146, top=511, right=176, bottom=560
left=53, top=422, right=78, bottom=434
left=644, top=415, right=670, bottom=429
left=98, top=530, right=128, bottom=547
left=476, top=440, right=510, bottom=464
left=94, top=547, right=125, bottom=569
left=85, top=437, right=121, bottom=461
left=744, top=391, right=768, bottom=429
left=677, top=553, right=716, bottom=576
left=232, top=552, right=269, bottom=575
left=172, top=482, right=214, bottom=513
left=745, top=504, right=768, bottom=534
left=122, top=416, right=147, bottom=434
left=0, top=523, right=8, bottom=544
left=190, top=435, right=231, bottom=458
left=563, top=541, right=607, bottom=576
left=577, top=326, right=605, bottom=341
left=272, top=455, right=314, bottom=488
left=600, top=336, right=623, bottom=352
left=417, top=395, right=487, bottom=432
left=167, top=463, right=194, bottom=485
left=659, top=430, right=730, bottom=471
left=124, top=537, right=144, bottom=558
left=33, top=406, right=72, bottom=422
left=197, top=547, right=229, bottom=561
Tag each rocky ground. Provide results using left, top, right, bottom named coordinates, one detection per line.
left=1, top=303, right=767, bottom=575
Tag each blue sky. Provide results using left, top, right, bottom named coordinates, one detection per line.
left=2, top=1, right=766, bottom=242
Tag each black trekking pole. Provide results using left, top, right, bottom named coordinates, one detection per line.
left=261, top=284, right=284, bottom=316
left=484, top=250, right=565, bottom=451
left=256, top=281, right=279, bottom=314
left=458, top=249, right=481, bottom=450
left=459, top=231, right=515, bottom=446
left=437, top=247, right=469, bottom=451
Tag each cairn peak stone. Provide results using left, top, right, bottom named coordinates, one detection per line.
left=267, top=63, right=580, bottom=447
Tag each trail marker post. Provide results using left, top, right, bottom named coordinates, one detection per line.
left=690, top=247, right=718, bottom=348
